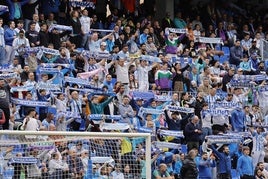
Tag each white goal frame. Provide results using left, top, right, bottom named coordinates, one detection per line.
left=0, top=130, right=152, bottom=179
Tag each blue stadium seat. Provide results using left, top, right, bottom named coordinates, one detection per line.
left=222, top=46, right=230, bottom=56
left=213, top=55, right=220, bottom=61
left=180, top=145, right=188, bottom=154
left=215, top=45, right=221, bottom=51
left=219, top=55, right=228, bottom=64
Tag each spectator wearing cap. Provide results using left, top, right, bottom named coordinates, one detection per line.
left=230, top=40, right=243, bottom=66
left=87, top=32, right=112, bottom=52
left=99, top=41, right=109, bottom=53
left=249, top=38, right=261, bottom=57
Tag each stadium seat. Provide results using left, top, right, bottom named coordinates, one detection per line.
left=219, top=55, right=228, bottom=64
left=215, top=45, right=221, bottom=51
left=213, top=55, right=220, bottom=61
left=181, top=144, right=188, bottom=154
left=222, top=46, right=230, bottom=56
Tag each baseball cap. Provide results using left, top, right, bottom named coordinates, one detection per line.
left=100, top=42, right=107, bottom=46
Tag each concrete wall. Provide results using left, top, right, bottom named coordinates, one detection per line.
left=155, top=0, right=174, bottom=22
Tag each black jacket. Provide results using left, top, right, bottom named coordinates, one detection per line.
left=180, top=156, right=198, bottom=179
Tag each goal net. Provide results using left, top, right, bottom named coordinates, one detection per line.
left=0, top=131, right=151, bottom=179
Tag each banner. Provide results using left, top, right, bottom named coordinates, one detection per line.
left=206, top=135, right=242, bottom=144
left=101, top=123, right=130, bottom=131
left=136, top=127, right=153, bottom=133
left=39, top=67, right=61, bottom=74
left=0, top=72, right=17, bottom=79
left=89, top=29, right=114, bottom=33
left=8, top=157, right=38, bottom=164
left=64, top=76, right=89, bottom=86
left=40, top=47, right=60, bottom=56
left=11, top=98, right=50, bottom=107
left=89, top=114, right=121, bottom=121
left=154, top=95, right=172, bottom=101
left=48, top=24, right=73, bottom=33
left=91, top=157, right=115, bottom=165
left=132, top=91, right=155, bottom=101
left=11, top=85, right=35, bottom=93
left=29, top=141, right=54, bottom=150
left=0, top=66, right=14, bottom=72
left=36, top=83, right=61, bottom=91
left=77, top=68, right=104, bottom=79
left=232, top=75, right=267, bottom=83
left=140, top=55, right=162, bottom=63
left=209, top=102, right=241, bottom=109
left=41, top=63, right=73, bottom=69
left=228, top=82, right=254, bottom=88
left=158, top=130, right=184, bottom=138
left=167, top=105, right=194, bottom=113
left=203, top=109, right=231, bottom=116
left=69, top=1, right=95, bottom=9
left=0, top=5, right=9, bottom=13
left=57, top=111, right=81, bottom=119
left=168, top=28, right=187, bottom=34
left=258, top=85, right=268, bottom=92
left=155, top=141, right=181, bottom=149
left=138, top=107, right=163, bottom=116
left=95, top=51, right=111, bottom=59
left=198, top=37, right=223, bottom=44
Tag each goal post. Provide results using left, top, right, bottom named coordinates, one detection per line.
left=0, top=130, right=151, bottom=179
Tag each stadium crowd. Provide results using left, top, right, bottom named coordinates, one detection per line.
left=0, top=0, right=268, bottom=178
